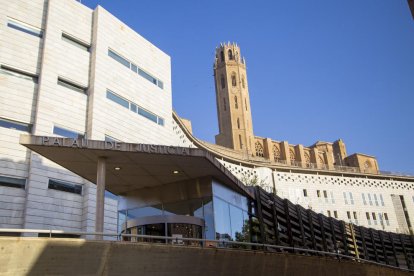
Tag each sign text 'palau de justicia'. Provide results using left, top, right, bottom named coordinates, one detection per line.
left=41, top=136, right=190, bottom=155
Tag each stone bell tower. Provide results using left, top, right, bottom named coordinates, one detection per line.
left=214, top=42, right=254, bottom=155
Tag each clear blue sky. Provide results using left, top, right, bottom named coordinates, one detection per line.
left=83, top=0, right=414, bottom=175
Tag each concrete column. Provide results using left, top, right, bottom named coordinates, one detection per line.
left=95, top=157, right=106, bottom=239
left=280, top=141, right=291, bottom=165
left=263, top=138, right=273, bottom=160
left=295, top=145, right=306, bottom=168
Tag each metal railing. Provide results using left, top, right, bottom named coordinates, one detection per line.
left=0, top=228, right=413, bottom=273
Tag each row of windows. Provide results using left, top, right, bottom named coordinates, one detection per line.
left=53, top=125, right=84, bottom=139
left=106, top=90, right=164, bottom=126
left=0, top=64, right=38, bottom=83
left=366, top=212, right=390, bottom=226
left=61, top=32, right=90, bottom=52
left=343, top=192, right=355, bottom=205
left=48, top=179, right=82, bottom=195
left=57, top=77, right=87, bottom=94
left=220, top=74, right=246, bottom=89
left=7, top=17, right=43, bottom=38
left=0, top=175, right=26, bottom=189
left=313, top=189, right=335, bottom=204
left=0, top=117, right=32, bottom=132
left=108, top=49, right=164, bottom=89
left=362, top=193, right=385, bottom=207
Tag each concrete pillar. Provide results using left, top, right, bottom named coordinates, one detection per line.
left=295, top=145, right=306, bottom=168
left=280, top=141, right=291, bottom=165
left=263, top=138, right=273, bottom=160
left=95, top=157, right=106, bottom=239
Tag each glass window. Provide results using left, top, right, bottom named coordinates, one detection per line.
left=108, top=49, right=130, bottom=68
left=53, top=125, right=84, bottom=139
left=303, top=189, right=307, bottom=197
left=0, top=65, right=37, bottom=83
left=380, top=194, right=385, bottom=206
left=61, top=33, right=89, bottom=51
left=0, top=175, right=26, bottom=189
left=163, top=198, right=203, bottom=218
left=203, top=198, right=215, bottom=240
left=362, top=193, right=367, bottom=205
left=330, top=191, right=335, bottom=204
left=213, top=196, right=231, bottom=240
left=157, top=117, right=164, bottom=126
left=106, top=90, right=129, bottom=109
left=131, top=63, right=138, bottom=73
left=127, top=205, right=163, bottom=219
left=105, top=190, right=118, bottom=200
left=157, top=80, right=164, bottom=89
left=138, top=107, right=158, bottom=124
left=229, top=204, right=244, bottom=241
left=0, top=118, right=31, bottom=132
left=7, top=17, right=43, bottom=38
left=334, top=211, right=338, bottom=218
left=212, top=181, right=248, bottom=211
left=343, top=192, right=348, bottom=205
left=368, top=193, right=372, bottom=205
left=118, top=210, right=127, bottom=233
left=317, top=190, right=321, bottom=197
left=138, top=68, right=157, bottom=84
left=374, top=194, right=378, bottom=206
left=48, top=179, right=82, bottom=195
left=347, top=211, right=351, bottom=219
left=349, top=192, right=354, bottom=205
left=57, top=77, right=87, bottom=94
left=130, top=103, right=137, bottom=113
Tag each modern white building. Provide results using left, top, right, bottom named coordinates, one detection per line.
left=0, top=0, right=413, bottom=239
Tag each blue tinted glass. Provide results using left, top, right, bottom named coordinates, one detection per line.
left=130, top=103, right=137, bottom=113
left=157, top=80, right=164, bottom=89
left=138, top=68, right=157, bottom=84
left=138, top=107, right=158, bottom=123
left=229, top=204, right=244, bottom=241
left=131, top=63, right=138, bottom=73
left=157, top=117, right=164, bottom=126
left=108, top=49, right=130, bottom=68
left=127, top=205, right=163, bottom=219
left=0, top=118, right=31, bottom=132
left=118, top=210, right=127, bottom=233
left=7, top=22, right=43, bottom=38
left=106, top=90, right=129, bottom=109
left=203, top=198, right=215, bottom=240
left=213, top=197, right=231, bottom=240
left=163, top=199, right=203, bottom=218
left=212, top=181, right=248, bottom=211
left=53, top=126, right=83, bottom=139
left=105, top=190, right=118, bottom=200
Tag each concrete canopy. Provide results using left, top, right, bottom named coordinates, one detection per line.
left=20, top=135, right=254, bottom=198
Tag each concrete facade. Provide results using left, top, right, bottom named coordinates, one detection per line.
left=0, top=0, right=172, bottom=234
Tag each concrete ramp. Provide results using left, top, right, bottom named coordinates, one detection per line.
left=0, top=238, right=411, bottom=276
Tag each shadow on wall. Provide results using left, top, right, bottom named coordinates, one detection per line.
left=0, top=238, right=412, bottom=276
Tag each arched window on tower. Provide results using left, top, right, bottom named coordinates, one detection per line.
left=220, top=51, right=224, bottom=62
left=255, top=142, right=264, bottom=157
left=290, top=149, right=296, bottom=165
left=242, top=76, right=245, bottom=88
left=228, top=49, right=233, bottom=60
left=273, top=145, right=281, bottom=162
left=223, top=98, right=226, bottom=111
left=234, top=96, right=238, bottom=109
left=220, top=75, right=225, bottom=89
left=237, top=118, right=240, bottom=129
left=245, top=98, right=248, bottom=111
left=231, top=74, right=237, bottom=87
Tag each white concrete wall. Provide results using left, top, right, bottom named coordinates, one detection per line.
left=218, top=157, right=414, bottom=235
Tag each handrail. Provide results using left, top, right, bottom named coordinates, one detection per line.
left=1, top=228, right=413, bottom=273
